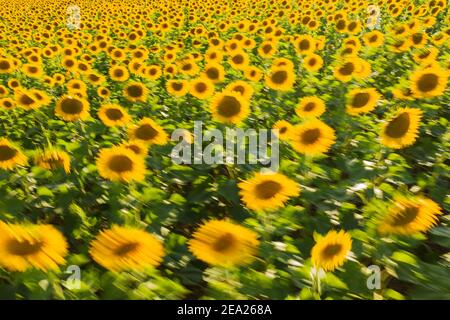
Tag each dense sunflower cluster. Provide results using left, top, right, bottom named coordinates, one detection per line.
left=0, top=0, right=448, bottom=300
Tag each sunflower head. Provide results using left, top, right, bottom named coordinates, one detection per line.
left=34, top=148, right=71, bottom=173
left=346, top=88, right=380, bottom=115
left=410, top=67, right=447, bottom=98
left=273, top=120, right=293, bottom=141
left=55, top=95, right=90, bottom=121
left=238, top=172, right=300, bottom=211
left=380, top=108, right=422, bottom=149
left=0, top=138, right=28, bottom=170
left=0, top=222, right=68, bottom=272
left=289, top=119, right=336, bottom=155
left=98, top=104, right=131, bottom=127
left=89, top=226, right=164, bottom=272
left=311, top=230, right=352, bottom=272
left=188, top=220, right=259, bottom=267
left=96, top=146, right=146, bottom=182
left=210, top=91, right=250, bottom=125
left=378, top=195, right=442, bottom=235
left=123, top=82, right=148, bottom=102
left=167, top=79, right=189, bottom=97
left=265, top=67, right=295, bottom=91
left=296, top=96, right=326, bottom=118
left=128, top=118, right=168, bottom=145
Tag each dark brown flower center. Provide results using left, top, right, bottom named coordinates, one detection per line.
left=108, top=155, right=133, bottom=172
left=351, top=92, right=370, bottom=108
left=255, top=180, right=282, bottom=199
left=7, top=239, right=43, bottom=256
left=60, top=98, right=83, bottom=114
left=417, top=73, right=438, bottom=92
left=216, top=96, right=241, bottom=117
left=213, top=233, right=235, bottom=252
left=301, top=128, right=321, bottom=144
left=385, top=112, right=410, bottom=138
left=135, top=124, right=158, bottom=140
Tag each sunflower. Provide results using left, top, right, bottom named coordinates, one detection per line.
left=296, top=96, right=326, bottom=118
left=0, top=221, right=68, bottom=272
left=123, top=82, right=148, bottom=102
left=98, top=104, right=131, bottom=127
left=258, top=40, right=277, bottom=58
left=120, top=140, right=148, bottom=157
left=228, top=50, right=249, bottom=70
left=363, top=30, right=384, bottom=47
left=303, top=54, right=323, bottom=72
left=55, top=95, right=90, bottom=121
left=378, top=195, right=442, bottom=235
left=225, top=81, right=254, bottom=100
left=265, top=67, right=295, bottom=91
left=0, top=98, right=15, bottom=110
left=333, top=59, right=360, bottom=82
left=0, top=85, right=8, bottom=97
left=0, top=138, right=27, bottom=170
left=188, top=220, right=259, bottom=267
left=109, top=65, right=130, bottom=82
left=238, top=172, right=300, bottom=212
left=244, top=66, right=263, bottom=82
left=22, top=63, right=43, bottom=79
left=410, top=67, right=447, bottom=98
left=346, top=88, right=380, bottom=115
left=294, top=35, right=316, bottom=54
left=203, top=63, right=225, bottom=83
left=166, top=79, right=189, bottom=97
left=273, top=120, right=294, bottom=141
left=34, top=147, right=71, bottom=173
left=14, top=89, right=40, bottom=110
left=380, top=108, right=422, bottom=149
left=0, top=58, right=14, bottom=74
left=89, top=226, right=164, bottom=272
left=311, top=230, right=352, bottom=272
left=289, top=120, right=336, bottom=155
left=128, top=117, right=168, bottom=145
left=96, top=146, right=146, bottom=182
left=189, top=77, right=215, bottom=99
left=210, top=91, right=250, bottom=125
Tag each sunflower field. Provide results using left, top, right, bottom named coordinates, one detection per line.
left=0, top=0, right=449, bottom=301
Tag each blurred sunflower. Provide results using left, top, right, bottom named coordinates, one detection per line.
left=311, top=230, right=352, bottom=272
left=0, top=222, right=68, bottom=272
left=189, top=77, right=215, bottom=99
left=120, top=140, right=148, bottom=157
left=55, top=95, right=90, bottom=121
left=0, top=138, right=27, bottom=170
left=296, top=96, right=326, bottom=118
left=34, top=147, right=70, bottom=173
left=380, top=108, right=422, bottom=149
left=98, top=104, right=131, bottom=127
left=90, top=226, right=164, bottom=272
left=273, top=120, right=293, bottom=141
left=346, top=88, right=380, bottom=115
left=128, top=117, right=168, bottom=145
left=188, top=220, right=259, bottom=267
left=210, top=91, right=250, bottom=124
left=265, top=67, right=295, bottom=91
left=289, top=120, right=336, bottom=155
left=166, top=79, right=189, bottom=97
left=303, top=54, right=323, bottom=72
left=238, top=172, right=300, bottom=211
left=96, top=146, right=146, bottom=182
left=378, top=195, right=442, bottom=235
left=410, top=67, right=447, bottom=98
left=123, top=82, right=148, bottom=102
